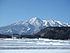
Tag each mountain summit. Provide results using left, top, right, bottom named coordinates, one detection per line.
left=0, top=17, right=69, bottom=35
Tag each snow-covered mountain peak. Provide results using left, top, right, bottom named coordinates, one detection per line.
left=0, top=17, right=70, bottom=35
left=28, top=17, right=43, bottom=26
left=43, top=19, right=68, bottom=27
left=29, top=17, right=38, bottom=21
left=11, top=17, right=68, bottom=27
left=29, top=17, right=41, bottom=22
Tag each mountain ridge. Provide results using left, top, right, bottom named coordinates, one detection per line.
left=0, top=17, right=70, bottom=35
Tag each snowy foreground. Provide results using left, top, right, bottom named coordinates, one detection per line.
left=0, top=38, right=70, bottom=49
left=0, top=49, right=70, bottom=53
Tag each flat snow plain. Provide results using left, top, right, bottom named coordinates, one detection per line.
left=0, top=38, right=70, bottom=53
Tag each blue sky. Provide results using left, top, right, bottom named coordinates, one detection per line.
left=0, top=0, right=70, bottom=26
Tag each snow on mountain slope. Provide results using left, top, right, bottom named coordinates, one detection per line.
left=43, top=19, right=68, bottom=27
left=0, top=17, right=69, bottom=35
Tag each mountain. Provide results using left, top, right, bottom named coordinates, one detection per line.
left=35, top=27, right=70, bottom=40
left=0, top=17, right=69, bottom=35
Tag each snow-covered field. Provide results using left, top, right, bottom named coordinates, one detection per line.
left=0, top=38, right=70, bottom=53
left=0, top=38, right=70, bottom=49
left=0, top=49, right=70, bottom=53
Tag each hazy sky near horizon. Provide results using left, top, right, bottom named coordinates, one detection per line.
left=0, top=0, right=70, bottom=26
